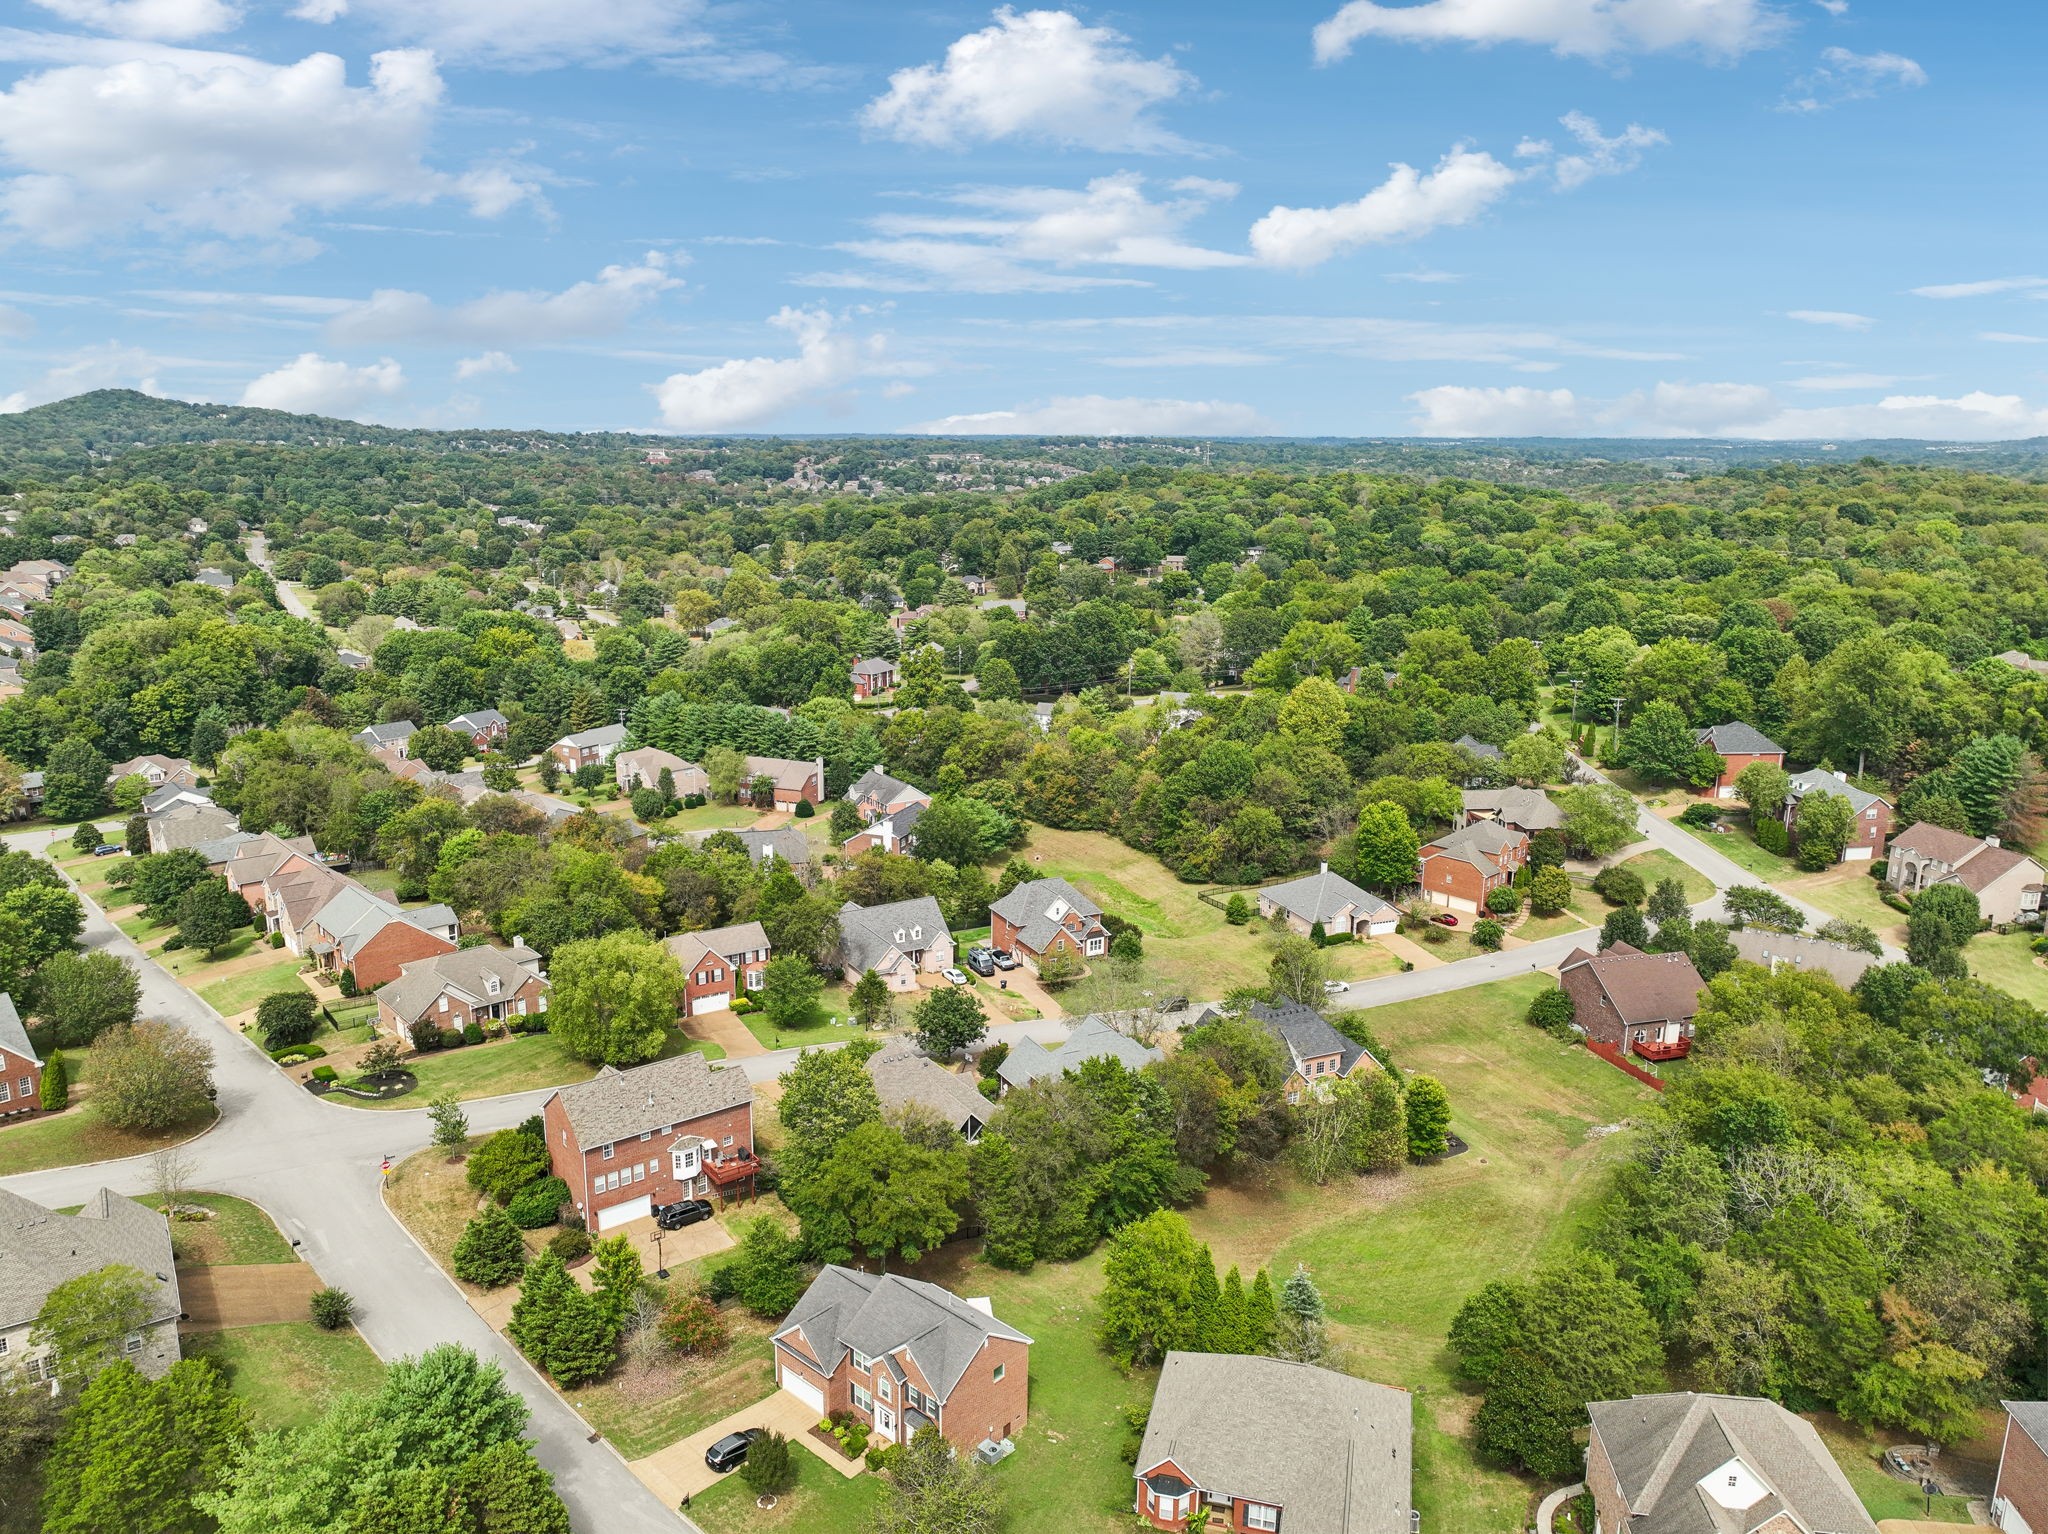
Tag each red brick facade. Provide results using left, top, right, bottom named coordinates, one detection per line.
left=377, top=971, right=547, bottom=1041
left=315, top=919, right=455, bottom=991
left=989, top=908, right=1106, bottom=963
left=773, top=1323, right=1028, bottom=1454
left=682, top=953, right=767, bottom=1018
left=1706, top=749, right=1780, bottom=798
left=542, top=1095, right=756, bottom=1227
left=1996, top=1408, right=2048, bottom=1533
left=0, top=1043, right=42, bottom=1120
left=1136, top=1456, right=1291, bottom=1534
left=1587, top=1421, right=1628, bottom=1534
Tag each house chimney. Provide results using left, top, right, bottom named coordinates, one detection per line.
left=1320, top=861, right=1329, bottom=875
left=1833, top=770, right=1847, bottom=782
left=1988, top=834, right=2002, bottom=848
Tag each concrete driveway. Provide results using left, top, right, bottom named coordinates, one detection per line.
left=627, top=1385, right=860, bottom=1507
left=578, top=1211, right=735, bottom=1286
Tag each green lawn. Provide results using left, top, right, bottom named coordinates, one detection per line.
left=0, top=1099, right=217, bottom=1177
left=197, top=956, right=312, bottom=1016
left=346, top=1026, right=723, bottom=1110
left=1615, top=847, right=1716, bottom=905
left=183, top=1323, right=387, bottom=1432
left=159, top=1192, right=298, bottom=1265
left=1670, top=815, right=1794, bottom=884
left=739, top=985, right=875, bottom=1051
left=1968, top=930, right=2048, bottom=1008
left=666, top=803, right=766, bottom=833
left=1811, top=1414, right=1977, bottom=1524
left=571, top=1330, right=779, bottom=1461
left=690, top=1449, right=888, bottom=1534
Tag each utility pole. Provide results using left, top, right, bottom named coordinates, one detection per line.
left=1568, top=677, right=1583, bottom=725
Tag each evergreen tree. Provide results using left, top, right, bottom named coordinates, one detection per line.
left=459, top=1440, right=574, bottom=1534
left=739, top=1430, right=797, bottom=1495
left=452, top=1205, right=528, bottom=1288
left=1361, top=1068, right=1408, bottom=1171
left=1275, top=1264, right=1328, bottom=1364
left=506, top=1250, right=574, bottom=1365
left=1191, top=1246, right=1222, bottom=1351
left=1598, top=906, right=1650, bottom=951
left=1212, top=1266, right=1250, bottom=1354
left=849, top=967, right=893, bottom=1030
left=39, top=1049, right=67, bottom=1110
left=589, top=1234, right=645, bottom=1326
left=509, top=1250, right=618, bottom=1384
left=968, top=1129, right=1037, bottom=1271
left=1245, top=1269, right=1278, bottom=1353
left=729, top=1216, right=810, bottom=1317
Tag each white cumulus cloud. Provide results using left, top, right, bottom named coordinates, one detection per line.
left=1787, top=309, right=1874, bottom=329
left=241, top=352, right=403, bottom=416
left=1249, top=147, right=1521, bottom=270
left=0, top=341, right=165, bottom=413
left=1782, top=46, right=1927, bottom=111
left=863, top=7, right=1195, bottom=153
left=1547, top=111, right=1667, bottom=190
left=454, top=350, right=517, bottom=379
left=1313, top=0, right=1787, bottom=64
left=29, top=0, right=241, bottom=40
left=0, top=47, right=544, bottom=251
left=328, top=252, right=682, bottom=345
left=907, top=394, right=1273, bottom=436
left=650, top=307, right=886, bottom=431
left=1407, top=384, right=1584, bottom=435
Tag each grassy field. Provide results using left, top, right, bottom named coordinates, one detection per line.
left=0, top=1097, right=216, bottom=1176
left=197, top=956, right=312, bottom=1016
left=738, top=987, right=872, bottom=1051
left=163, top=1192, right=298, bottom=1265
left=184, top=1323, right=387, bottom=1431
left=690, top=1450, right=887, bottom=1534
left=1615, top=848, right=1716, bottom=905
left=1018, top=825, right=1345, bottom=997
left=1968, top=930, right=2048, bottom=1007
left=346, top=1026, right=723, bottom=1110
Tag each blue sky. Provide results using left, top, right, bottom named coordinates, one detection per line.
left=0, top=0, right=2040, bottom=438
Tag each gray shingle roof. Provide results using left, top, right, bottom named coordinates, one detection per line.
left=447, top=709, right=507, bottom=734
left=1461, top=786, right=1565, bottom=832
left=1455, top=733, right=1504, bottom=760
left=1587, top=1392, right=1876, bottom=1534
left=866, top=1039, right=990, bottom=1135
left=2006, top=1401, right=2048, bottom=1456
left=1257, top=867, right=1397, bottom=928
left=1419, top=819, right=1526, bottom=875
left=549, top=1052, right=752, bottom=1149
left=0, top=992, right=35, bottom=1065
left=557, top=723, right=627, bottom=750
left=1137, top=1353, right=1413, bottom=1534
left=850, top=657, right=895, bottom=678
left=1729, top=929, right=1876, bottom=989
left=353, top=720, right=417, bottom=749
left=306, top=883, right=448, bottom=961
left=838, top=896, right=949, bottom=974
left=0, top=1188, right=179, bottom=1332
left=989, top=877, right=1102, bottom=954
left=374, top=944, right=543, bottom=1028
left=736, top=827, right=811, bottom=866
left=665, top=921, right=771, bottom=970
left=1694, top=721, right=1783, bottom=757
left=848, top=766, right=918, bottom=807
left=996, top=1014, right=1162, bottom=1090
left=1783, top=768, right=1887, bottom=816
left=775, top=1265, right=1031, bottom=1402
left=1247, top=999, right=1376, bottom=1077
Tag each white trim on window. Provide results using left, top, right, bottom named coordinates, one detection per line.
left=1244, top=1503, right=1280, bottom=1531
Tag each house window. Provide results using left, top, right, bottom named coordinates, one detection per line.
left=878, top=1378, right=892, bottom=1401
left=852, top=1350, right=873, bottom=1372
left=0, top=1079, right=9, bottom=1103
left=124, top=1333, right=143, bottom=1355
left=992, top=1363, right=1005, bottom=1382
left=601, top=1144, right=614, bottom=1160
left=1244, top=1504, right=1280, bottom=1531
left=0, top=1335, right=9, bottom=1354
left=1086, top=937, right=1105, bottom=956
left=640, top=1131, right=651, bottom=1142
left=853, top=1384, right=873, bottom=1411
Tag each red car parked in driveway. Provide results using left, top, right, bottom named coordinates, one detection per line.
left=1433, top=912, right=1460, bottom=927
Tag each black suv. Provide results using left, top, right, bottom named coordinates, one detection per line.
left=705, top=1429, right=763, bottom=1473
left=654, top=1198, right=714, bottom=1230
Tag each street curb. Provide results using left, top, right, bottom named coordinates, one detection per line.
left=0, top=1104, right=223, bottom=1182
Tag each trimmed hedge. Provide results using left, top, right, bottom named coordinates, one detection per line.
left=507, top=1176, right=570, bottom=1230
left=271, top=1042, right=327, bottom=1063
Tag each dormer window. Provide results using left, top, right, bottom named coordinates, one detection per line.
left=895, top=929, right=906, bottom=944
left=486, top=976, right=501, bottom=996
left=1047, top=898, right=1069, bottom=921
left=910, top=925, right=922, bottom=941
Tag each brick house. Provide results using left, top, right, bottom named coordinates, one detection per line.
left=1781, top=769, right=1894, bottom=862
left=1559, top=941, right=1704, bottom=1061
left=1888, top=823, right=2048, bottom=926
left=0, top=994, right=41, bottom=1120
left=614, top=746, right=707, bottom=798
left=847, top=767, right=930, bottom=825
left=445, top=709, right=508, bottom=752
left=1255, top=864, right=1399, bottom=939
left=772, top=1266, right=1031, bottom=1455
left=373, top=944, right=548, bottom=1046
left=850, top=656, right=897, bottom=699
left=541, top=1053, right=756, bottom=1232
left=1994, top=1400, right=2048, bottom=1533
left=299, top=884, right=459, bottom=990
left=842, top=800, right=925, bottom=858
left=1587, top=1393, right=1876, bottom=1534
left=1692, top=722, right=1785, bottom=799
left=550, top=723, right=627, bottom=772
left=1188, top=1000, right=1380, bottom=1105
left=351, top=720, right=417, bottom=757
left=0, top=1189, right=182, bottom=1387
left=106, top=755, right=198, bottom=791
left=1135, top=1353, right=1412, bottom=1534
left=1415, top=821, right=1529, bottom=913
left=838, top=896, right=953, bottom=992
left=989, top=877, right=1109, bottom=970
left=1461, top=786, right=1564, bottom=836
left=738, top=754, right=826, bottom=808
left=664, top=921, right=771, bottom=1018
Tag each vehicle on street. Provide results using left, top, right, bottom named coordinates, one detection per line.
left=705, top=1429, right=764, bottom=1473
left=991, top=949, right=1019, bottom=970
left=965, top=947, right=996, bottom=976
left=654, top=1198, right=714, bottom=1230
left=1433, top=912, right=1460, bottom=927
left=1322, top=980, right=1349, bottom=995
left=941, top=967, right=970, bottom=986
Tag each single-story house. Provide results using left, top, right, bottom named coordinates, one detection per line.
left=0, top=993, right=41, bottom=1120
left=996, top=1014, right=1161, bottom=1093
left=0, top=1188, right=183, bottom=1385
left=664, top=921, right=772, bottom=1018
left=299, top=883, right=459, bottom=990
left=866, top=1038, right=989, bottom=1140
left=550, top=723, right=628, bottom=772
left=1887, top=823, right=2047, bottom=926
left=1255, top=863, right=1398, bottom=939
left=838, top=897, right=954, bottom=991
left=374, top=944, right=548, bottom=1046
left=772, top=1266, right=1031, bottom=1455
left=1416, top=821, right=1529, bottom=913
left=1135, top=1353, right=1412, bottom=1534
left=1729, top=928, right=1878, bottom=989
left=990, top=877, right=1109, bottom=970
left=1559, top=941, right=1704, bottom=1061
left=542, top=1053, right=757, bottom=1231
left=1781, top=769, right=1894, bottom=862
left=1587, top=1392, right=1876, bottom=1534
left=1693, top=722, right=1785, bottom=799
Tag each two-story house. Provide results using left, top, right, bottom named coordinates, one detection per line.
left=1692, top=722, right=1785, bottom=799
left=1255, top=864, right=1399, bottom=939
left=1135, top=1353, right=1413, bottom=1534
left=772, top=1266, right=1031, bottom=1455
left=990, top=877, right=1109, bottom=971
left=351, top=720, right=417, bottom=757
left=1995, top=1401, right=2048, bottom=1534
left=850, top=656, right=897, bottom=699
left=837, top=896, right=954, bottom=992
left=1888, top=823, right=2047, bottom=926
left=1415, top=821, right=1529, bottom=913
left=847, top=766, right=930, bottom=825
left=1559, top=941, right=1705, bottom=1061
left=1781, top=769, right=1894, bottom=862
left=550, top=723, right=628, bottom=772
left=541, top=1053, right=757, bottom=1232
left=298, top=883, right=459, bottom=990
left=866, top=1039, right=990, bottom=1140
left=738, top=754, right=826, bottom=808
left=842, top=800, right=926, bottom=858
left=664, top=922, right=772, bottom=1018
left=614, top=746, right=708, bottom=799
left=1184, top=999, right=1381, bottom=1105
left=445, top=709, right=508, bottom=752
left=0, top=994, right=41, bottom=1120
left=1, top=1188, right=183, bottom=1386
left=1461, top=785, right=1564, bottom=836
left=373, top=944, right=548, bottom=1046
left=106, top=755, right=199, bottom=792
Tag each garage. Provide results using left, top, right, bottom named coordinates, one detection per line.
left=690, top=992, right=731, bottom=1015
left=779, top=1366, right=824, bottom=1416
left=596, top=1194, right=651, bottom=1232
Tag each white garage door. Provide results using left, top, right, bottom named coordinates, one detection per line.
left=692, top=992, right=731, bottom=1015
left=596, top=1194, right=651, bottom=1232
left=779, top=1366, right=825, bottom=1416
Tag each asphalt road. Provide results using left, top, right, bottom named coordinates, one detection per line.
left=244, top=531, right=317, bottom=622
